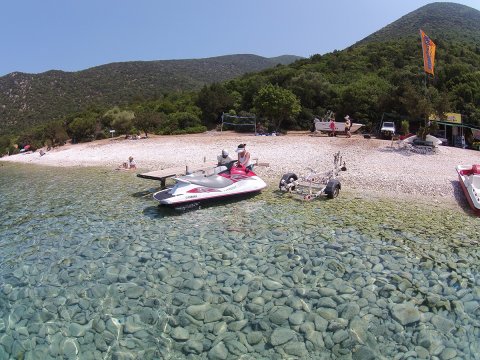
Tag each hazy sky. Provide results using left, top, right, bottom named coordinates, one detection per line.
left=1, top=0, right=479, bottom=76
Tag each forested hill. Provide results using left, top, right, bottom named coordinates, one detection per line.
left=0, top=54, right=301, bottom=134
left=358, top=2, right=480, bottom=45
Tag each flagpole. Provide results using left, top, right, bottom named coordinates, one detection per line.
left=424, top=73, right=427, bottom=96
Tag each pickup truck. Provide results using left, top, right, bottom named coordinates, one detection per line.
left=380, top=121, right=396, bottom=139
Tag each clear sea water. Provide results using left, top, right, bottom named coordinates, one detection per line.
left=0, top=163, right=479, bottom=359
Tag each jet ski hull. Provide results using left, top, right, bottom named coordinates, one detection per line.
left=153, top=166, right=267, bottom=207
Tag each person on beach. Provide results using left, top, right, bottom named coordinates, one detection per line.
left=217, top=149, right=233, bottom=166
left=236, top=144, right=253, bottom=171
left=117, top=156, right=136, bottom=170
left=344, top=115, right=352, bottom=138
left=128, top=156, right=136, bottom=169
left=329, top=116, right=336, bottom=137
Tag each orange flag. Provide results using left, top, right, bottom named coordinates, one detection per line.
left=420, top=29, right=436, bottom=75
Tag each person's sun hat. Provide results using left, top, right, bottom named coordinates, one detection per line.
left=236, top=144, right=246, bottom=153
left=344, top=115, right=350, bottom=120
left=222, top=149, right=229, bottom=156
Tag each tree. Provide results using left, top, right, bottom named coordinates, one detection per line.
left=103, top=107, right=135, bottom=134
left=253, top=84, right=301, bottom=131
left=400, top=83, right=432, bottom=121
left=288, top=72, right=333, bottom=110
left=41, top=120, right=69, bottom=147
left=338, top=74, right=393, bottom=121
left=196, top=83, right=234, bottom=128
left=133, top=111, right=162, bottom=137
left=68, top=116, right=97, bottom=142
left=163, top=112, right=205, bottom=134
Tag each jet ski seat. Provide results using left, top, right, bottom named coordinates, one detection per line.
left=183, top=175, right=234, bottom=188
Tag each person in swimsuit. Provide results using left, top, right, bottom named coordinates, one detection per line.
left=236, top=144, right=253, bottom=171
left=329, top=116, right=336, bottom=137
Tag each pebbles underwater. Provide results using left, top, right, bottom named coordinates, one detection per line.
left=0, top=164, right=479, bottom=359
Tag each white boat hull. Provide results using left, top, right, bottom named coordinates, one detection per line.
left=456, top=164, right=480, bottom=215
left=314, top=119, right=363, bottom=133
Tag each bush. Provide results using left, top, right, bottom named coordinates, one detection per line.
left=401, top=120, right=410, bottom=135
left=95, top=131, right=108, bottom=140
left=0, top=135, right=15, bottom=156
left=171, top=126, right=207, bottom=135
left=159, top=125, right=207, bottom=135
left=161, top=112, right=203, bottom=134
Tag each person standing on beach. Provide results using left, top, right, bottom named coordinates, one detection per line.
left=329, top=116, right=336, bottom=137
left=344, top=115, right=352, bottom=138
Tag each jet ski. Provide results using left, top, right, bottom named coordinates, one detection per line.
left=153, top=163, right=267, bottom=208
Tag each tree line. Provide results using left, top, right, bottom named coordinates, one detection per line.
left=1, top=35, right=479, bottom=155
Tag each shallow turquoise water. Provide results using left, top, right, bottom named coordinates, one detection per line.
left=0, top=163, right=479, bottom=359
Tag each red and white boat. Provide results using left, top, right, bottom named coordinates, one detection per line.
left=456, top=164, right=480, bottom=215
left=153, top=164, right=266, bottom=208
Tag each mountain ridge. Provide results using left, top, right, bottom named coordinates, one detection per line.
left=357, top=2, right=480, bottom=45
left=0, top=54, right=302, bottom=134
left=2, top=54, right=302, bottom=77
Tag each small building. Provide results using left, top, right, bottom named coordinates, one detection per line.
left=430, top=113, right=480, bottom=149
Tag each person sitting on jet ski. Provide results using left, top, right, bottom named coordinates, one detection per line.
left=214, top=149, right=234, bottom=174
left=236, top=144, right=253, bottom=171
left=217, top=149, right=233, bottom=166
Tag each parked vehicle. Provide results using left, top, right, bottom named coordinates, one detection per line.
left=380, top=122, right=396, bottom=139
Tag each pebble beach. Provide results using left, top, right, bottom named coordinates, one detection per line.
left=2, top=131, right=479, bottom=209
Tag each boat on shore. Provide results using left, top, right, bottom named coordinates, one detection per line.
left=313, top=118, right=363, bottom=134
left=456, top=164, right=480, bottom=215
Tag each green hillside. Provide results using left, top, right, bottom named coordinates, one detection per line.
left=0, top=54, right=301, bottom=135
left=358, top=2, right=480, bottom=45
left=218, top=2, right=480, bottom=132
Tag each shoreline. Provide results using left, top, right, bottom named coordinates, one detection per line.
left=2, top=131, right=479, bottom=212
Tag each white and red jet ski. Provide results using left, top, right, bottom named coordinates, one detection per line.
left=153, top=164, right=267, bottom=208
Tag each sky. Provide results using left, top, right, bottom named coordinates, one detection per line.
left=1, top=0, right=479, bottom=76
